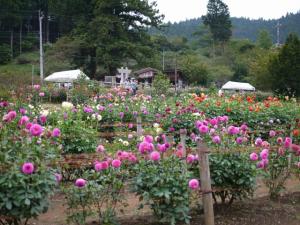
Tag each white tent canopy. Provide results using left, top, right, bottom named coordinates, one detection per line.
left=44, top=69, right=90, bottom=83
left=221, top=81, right=255, bottom=91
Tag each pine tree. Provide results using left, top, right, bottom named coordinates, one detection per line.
left=202, top=0, right=232, bottom=52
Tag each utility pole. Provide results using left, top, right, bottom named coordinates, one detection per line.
left=39, top=10, right=44, bottom=84
left=174, top=53, right=177, bottom=93
left=10, top=30, right=14, bottom=60
left=162, top=49, right=165, bottom=71
left=276, top=22, right=282, bottom=47
left=19, top=21, right=22, bottom=55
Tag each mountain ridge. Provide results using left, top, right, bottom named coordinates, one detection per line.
left=149, top=11, right=300, bottom=42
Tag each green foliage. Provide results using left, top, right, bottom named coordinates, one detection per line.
left=46, top=87, right=68, bottom=103
left=60, top=118, right=98, bottom=154
left=202, top=0, right=232, bottom=45
left=262, top=148, right=292, bottom=201
left=74, top=0, right=163, bottom=75
left=44, top=36, right=79, bottom=76
left=180, top=54, right=208, bottom=85
left=152, top=72, right=171, bottom=96
left=65, top=184, right=94, bottom=225
left=257, top=30, right=273, bottom=50
left=232, top=62, right=248, bottom=82
left=0, top=104, right=60, bottom=224
left=65, top=167, right=127, bottom=225
left=207, top=64, right=233, bottom=84
left=192, top=25, right=213, bottom=48
left=0, top=44, right=11, bottom=65
left=71, top=83, right=94, bottom=105
left=247, top=49, right=276, bottom=91
left=132, top=156, right=191, bottom=225
left=268, top=33, right=300, bottom=97
left=22, top=33, right=39, bottom=52
left=0, top=167, right=57, bottom=224
left=208, top=153, right=256, bottom=205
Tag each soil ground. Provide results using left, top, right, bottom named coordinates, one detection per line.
left=29, top=177, right=300, bottom=225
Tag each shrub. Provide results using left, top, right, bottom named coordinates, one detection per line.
left=48, top=88, right=67, bottom=103
left=65, top=163, right=128, bottom=225
left=132, top=156, right=191, bottom=225
left=0, top=107, right=60, bottom=224
left=209, top=153, right=256, bottom=205
left=60, top=118, right=98, bottom=154
left=16, top=56, right=31, bottom=64
left=263, top=148, right=291, bottom=200
left=0, top=167, right=57, bottom=224
left=152, top=72, right=171, bottom=96
left=0, top=44, right=11, bottom=64
left=64, top=182, right=94, bottom=225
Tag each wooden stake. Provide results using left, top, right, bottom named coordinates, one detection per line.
left=196, top=139, right=215, bottom=225
left=136, top=116, right=142, bottom=137
left=180, top=129, right=187, bottom=157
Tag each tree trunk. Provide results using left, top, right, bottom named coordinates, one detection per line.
left=10, top=30, right=14, bottom=59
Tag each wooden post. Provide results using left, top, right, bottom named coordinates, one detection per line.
left=136, top=116, right=142, bottom=138
left=196, top=139, right=215, bottom=225
left=180, top=129, right=187, bottom=158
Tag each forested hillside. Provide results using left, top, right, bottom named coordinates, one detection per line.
left=149, top=12, right=300, bottom=42
left=0, top=0, right=299, bottom=97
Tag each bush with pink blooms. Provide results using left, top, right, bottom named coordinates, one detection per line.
left=249, top=135, right=300, bottom=200
left=0, top=166, right=58, bottom=224
left=64, top=151, right=132, bottom=225
left=131, top=156, right=192, bottom=225
left=0, top=107, right=61, bottom=224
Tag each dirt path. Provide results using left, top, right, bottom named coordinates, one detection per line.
left=30, top=177, right=300, bottom=225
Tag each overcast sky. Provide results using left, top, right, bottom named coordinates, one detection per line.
left=153, top=0, right=300, bottom=22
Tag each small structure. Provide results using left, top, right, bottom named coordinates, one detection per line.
left=135, top=67, right=158, bottom=84
left=164, top=69, right=185, bottom=87
left=221, top=81, right=255, bottom=92
left=44, top=69, right=89, bottom=86
left=135, top=67, right=185, bottom=88
left=116, top=67, right=131, bottom=84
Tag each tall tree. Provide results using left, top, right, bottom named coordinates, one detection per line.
left=257, top=29, right=273, bottom=49
left=269, top=33, right=300, bottom=96
left=83, top=0, right=163, bottom=76
left=202, top=0, right=232, bottom=52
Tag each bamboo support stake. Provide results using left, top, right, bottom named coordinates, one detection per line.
left=196, top=139, right=215, bottom=225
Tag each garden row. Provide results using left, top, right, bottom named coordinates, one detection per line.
left=0, top=85, right=299, bottom=225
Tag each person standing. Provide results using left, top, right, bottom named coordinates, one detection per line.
left=130, top=78, right=137, bottom=95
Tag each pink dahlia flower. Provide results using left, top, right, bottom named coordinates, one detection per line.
left=188, top=179, right=200, bottom=190
left=22, top=162, right=34, bottom=174
left=150, top=151, right=161, bottom=161
left=75, top=178, right=86, bottom=188
left=111, top=159, right=122, bottom=168
left=29, top=124, right=43, bottom=136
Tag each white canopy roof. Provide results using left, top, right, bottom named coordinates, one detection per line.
left=44, top=69, right=90, bottom=83
left=221, top=81, right=255, bottom=91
